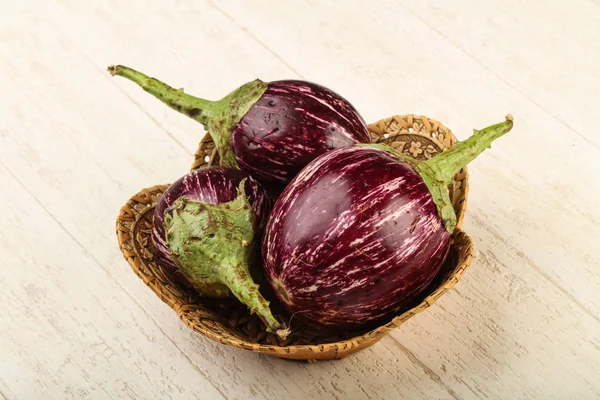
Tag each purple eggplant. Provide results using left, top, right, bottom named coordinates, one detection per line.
left=108, top=65, right=371, bottom=187
left=263, top=116, right=514, bottom=330
left=151, top=167, right=285, bottom=336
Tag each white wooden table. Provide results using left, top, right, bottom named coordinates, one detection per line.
left=1, top=1, right=599, bottom=399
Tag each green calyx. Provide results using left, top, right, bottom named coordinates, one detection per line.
left=108, top=65, right=268, bottom=168
left=164, top=181, right=286, bottom=337
left=361, top=115, right=514, bottom=233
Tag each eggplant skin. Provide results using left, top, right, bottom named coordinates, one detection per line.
left=152, top=167, right=271, bottom=287
left=232, top=80, right=371, bottom=188
left=262, top=146, right=451, bottom=330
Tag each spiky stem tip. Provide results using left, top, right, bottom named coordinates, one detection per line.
left=107, top=65, right=118, bottom=76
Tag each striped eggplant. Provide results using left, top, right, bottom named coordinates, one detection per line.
left=151, top=167, right=285, bottom=336
left=108, top=65, right=371, bottom=188
left=263, top=116, right=514, bottom=330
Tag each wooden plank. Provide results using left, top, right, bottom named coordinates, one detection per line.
left=393, top=214, right=600, bottom=399
left=397, top=0, right=600, bottom=150
left=44, top=0, right=301, bottom=153
left=0, top=3, right=460, bottom=399
left=0, top=165, right=225, bottom=400
left=2, top=1, right=600, bottom=399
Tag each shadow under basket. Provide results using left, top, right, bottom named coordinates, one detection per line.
left=116, top=115, right=474, bottom=362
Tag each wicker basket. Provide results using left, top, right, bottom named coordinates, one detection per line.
left=116, top=115, right=473, bottom=362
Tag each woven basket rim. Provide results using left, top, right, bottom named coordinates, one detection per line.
left=117, top=114, right=474, bottom=359
left=118, top=197, right=473, bottom=355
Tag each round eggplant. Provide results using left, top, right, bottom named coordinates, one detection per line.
left=108, top=65, right=371, bottom=188
left=262, top=116, right=514, bottom=330
left=152, top=167, right=285, bottom=336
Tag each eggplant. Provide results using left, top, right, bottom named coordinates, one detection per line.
left=152, top=167, right=285, bottom=336
left=262, top=116, right=514, bottom=330
left=108, top=65, right=371, bottom=188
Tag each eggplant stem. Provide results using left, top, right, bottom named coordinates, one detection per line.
left=107, top=64, right=269, bottom=168
left=419, top=115, right=514, bottom=184
left=220, top=262, right=286, bottom=338
left=107, top=64, right=216, bottom=126
left=417, top=115, right=514, bottom=233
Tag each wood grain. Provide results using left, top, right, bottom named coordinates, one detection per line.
left=398, top=0, right=600, bottom=150
left=1, top=0, right=599, bottom=399
left=0, top=165, right=225, bottom=400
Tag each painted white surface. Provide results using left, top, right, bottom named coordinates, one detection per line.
left=1, top=1, right=599, bottom=399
